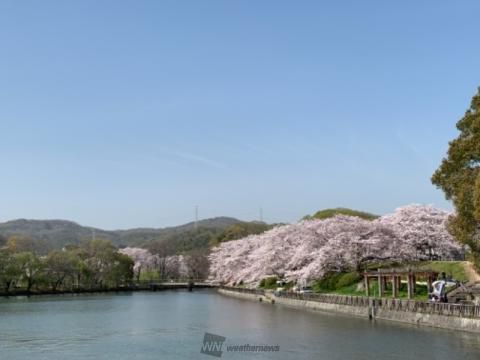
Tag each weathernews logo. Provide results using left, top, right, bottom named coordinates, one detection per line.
left=200, top=332, right=280, bottom=357
left=201, top=333, right=226, bottom=357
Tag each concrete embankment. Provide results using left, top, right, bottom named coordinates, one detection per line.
left=218, top=288, right=480, bottom=333
left=218, top=288, right=370, bottom=317
left=374, top=307, right=480, bottom=332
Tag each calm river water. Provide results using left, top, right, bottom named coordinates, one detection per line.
left=1, top=290, right=480, bottom=359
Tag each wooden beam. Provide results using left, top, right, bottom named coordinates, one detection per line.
left=378, top=275, right=384, bottom=298
left=407, top=274, right=413, bottom=299
left=392, top=276, right=398, bottom=298
left=365, top=275, right=370, bottom=297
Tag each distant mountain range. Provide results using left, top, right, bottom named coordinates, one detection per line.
left=0, top=208, right=376, bottom=255
left=0, top=217, right=244, bottom=253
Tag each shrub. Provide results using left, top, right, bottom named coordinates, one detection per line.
left=312, top=271, right=361, bottom=292
left=259, top=276, right=278, bottom=289
left=336, top=272, right=362, bottom=289
left=312, top=272, right=344, bottom=292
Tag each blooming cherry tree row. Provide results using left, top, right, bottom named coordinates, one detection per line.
left=208, top=205, right=461, bottom=285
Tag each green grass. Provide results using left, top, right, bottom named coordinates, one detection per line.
left=366, top=282, right=429, bottom=300
left=310, top=261, right=470, bottom=300
left=315, top=277, right=429, bottom=300
left=138, top=270, right=162, bottom=281
left=259, top=277, right=278, bottom=289
left=312, top=272, right=362, bottom=293
left=363, top=261, right=468, bottom=281
left=416, top=261, right=467, bottom=282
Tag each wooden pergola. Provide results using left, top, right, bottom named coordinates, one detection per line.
left=363, top=269, right=438, bottom=299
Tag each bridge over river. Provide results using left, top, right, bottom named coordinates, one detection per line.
left=128, top=279, right=219, bottom=291
left=0, top=279, right=219, bottom=297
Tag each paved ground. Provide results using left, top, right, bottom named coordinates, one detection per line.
left=463, top=261, right=480, bottom=282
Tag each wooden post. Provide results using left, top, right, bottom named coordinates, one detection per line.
left=397, top=276, right=402, bottom=291
left=427, top=276, right=433, bottom=293
left=392, top=276, right=398, bottom=298
left=412, top=275, right=416, bottom=295
left=378, top=275, right=384, bottom=298
left=364, top=275, right=370, bottom=297
left=407, top=274, right=413, bottom=299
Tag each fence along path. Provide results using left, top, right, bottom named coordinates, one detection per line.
left=220, top=286, right=480, bottom=319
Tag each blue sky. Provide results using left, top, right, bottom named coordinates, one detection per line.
left=1, top=1, right=479, bottom=229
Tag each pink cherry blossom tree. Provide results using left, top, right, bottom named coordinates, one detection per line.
left=209, top=205, right=461, bottom=286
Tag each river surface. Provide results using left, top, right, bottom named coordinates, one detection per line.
left=1, top=290, right=480, bottom=359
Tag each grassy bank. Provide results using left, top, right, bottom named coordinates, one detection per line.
left=308, top=261, right=473, bottom=300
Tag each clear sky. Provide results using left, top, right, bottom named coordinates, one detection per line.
left=1, top=1, right=479, bottom=229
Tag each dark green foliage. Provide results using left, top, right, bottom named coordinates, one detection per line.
left=259, top=276, right=278, bottom=289
left=312, top=273, right=344, bottom=292
left=211, top=222, right=272, bottom=245
left=303, top=208, right=379, bottom=221
left=147, top=227, right=223, bottom=257
left=312, top=272, right=361, bottom=292
left=336, top=272, right=362, bottom=288
left=0, top=239, right=134, bottom=294
left=432, top=88, right=480, bottom=263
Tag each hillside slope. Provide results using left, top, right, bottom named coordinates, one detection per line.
left=0, top=217, right=242, bottom=253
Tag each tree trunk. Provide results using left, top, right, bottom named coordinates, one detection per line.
left=27, top=278, right=33, bottom=293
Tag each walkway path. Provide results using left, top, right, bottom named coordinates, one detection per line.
left=463, top=262, right=480, bottom=282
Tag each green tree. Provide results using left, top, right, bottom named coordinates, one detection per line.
left=432, top=87, right=480, bottom=261
left=106, top=253, right=134, bottom=287
left=44, top=250, right=79, bottom=291
left=14, top=252, right=44, bottom=292
left=0, top=250, right=22, bottom=293
left=82, top=239, right=134, bottom=288
left=83, top=240, right=115, bottom=287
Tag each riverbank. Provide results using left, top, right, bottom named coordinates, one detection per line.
left=0, top=282, right=216, bottom=297
left=219, top=287, right=480, bottom=333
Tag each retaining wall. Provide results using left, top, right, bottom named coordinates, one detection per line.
left=218, top=287, right=480, bottom=333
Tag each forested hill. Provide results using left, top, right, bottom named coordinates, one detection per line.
left=303, top=208, right=379, bottom=221
left=0, top=217, right=245, bottom=254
